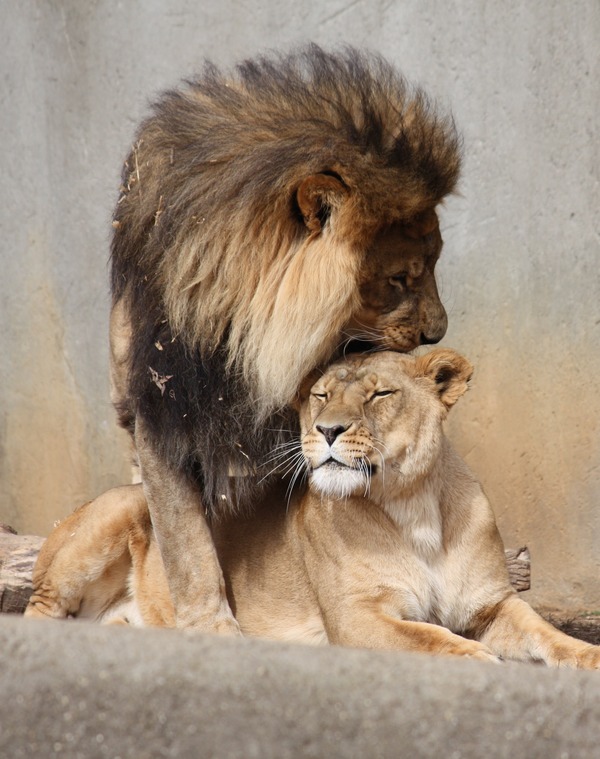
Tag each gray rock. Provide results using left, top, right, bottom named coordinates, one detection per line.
left=1, top=614, right=599, bottom=758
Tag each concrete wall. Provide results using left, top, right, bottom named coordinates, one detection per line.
left=1, top=0, right=598, bottom=610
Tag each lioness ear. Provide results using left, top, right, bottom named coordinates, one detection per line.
left=415, top=349, right=473, bottom=410
left=296, top=173, right=347, bottom=233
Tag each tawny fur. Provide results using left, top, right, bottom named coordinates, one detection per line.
left=110, top=45, right=459, bottom=513
left=26, top=351, right=600, bottom=669
left=108, top=46, right=461, bottom=632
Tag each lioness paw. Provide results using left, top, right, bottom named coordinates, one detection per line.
left=544, top=642, right=600, bottom=670
left=466, top=648, right=503, bottom=664
left=24, top=599, right=69, bottom=620
left=442, top=639, right=501, bottom=664
left=461, top=644, right=502, bottom=664
left=571, top=643, right=600, bottom=670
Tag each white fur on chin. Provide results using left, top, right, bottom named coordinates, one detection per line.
left=310, top=466, right=368, bottom=498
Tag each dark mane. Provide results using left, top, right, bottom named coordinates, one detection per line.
left=109, top=45, right=461, bottom=516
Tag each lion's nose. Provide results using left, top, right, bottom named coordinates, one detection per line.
left=420, top=331, right=442, bottom=345
left=316, top=424, right=349, bottom=446
left=420, top=304, right=448, bottom=345
left=420, top=311, right=448, bottom=345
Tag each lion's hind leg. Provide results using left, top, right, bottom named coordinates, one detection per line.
left=25, top=484, right=148, bottom=623
left=477, top=595, right=600, bottom=669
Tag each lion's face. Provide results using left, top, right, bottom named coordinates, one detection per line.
left=347, top=212, right=447, bottom=353
left=299, top=349, right=472, bottom=498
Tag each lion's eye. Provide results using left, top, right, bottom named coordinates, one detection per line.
left=389, top=274, right=408, bottom=288
left=312, top=392, right=327, bottom=400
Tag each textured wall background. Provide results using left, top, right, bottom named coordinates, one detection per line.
left=1, top=0, right=598, bottom=610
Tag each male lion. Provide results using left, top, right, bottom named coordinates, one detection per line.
left=109, top=45, right=461, bottom=631
left=26, top=350, right=600, bottom=669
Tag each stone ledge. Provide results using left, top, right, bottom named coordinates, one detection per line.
left=1, top=614, right=600, bottom=758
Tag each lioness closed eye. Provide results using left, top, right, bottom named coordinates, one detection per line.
left=26, top=349, right=600, bottom=668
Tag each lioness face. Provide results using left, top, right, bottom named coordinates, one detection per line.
left=299, top=350, right=472, bottom=498
left=347, top=211, right=447, bottom=352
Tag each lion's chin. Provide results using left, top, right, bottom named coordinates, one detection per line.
left=309, top=462, right=368, bottom=499
left=379, top=335, right=421, bottom=353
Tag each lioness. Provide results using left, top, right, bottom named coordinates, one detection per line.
left=26, top=349, right=600, bottom=667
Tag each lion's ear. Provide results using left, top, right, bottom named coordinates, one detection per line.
left=296, top=173, right=347, bottom=233
left=415, top=349, right=473, bottom=410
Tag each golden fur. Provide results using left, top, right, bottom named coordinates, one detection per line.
left=114, top=60, right=458, bottom=412
left=108, top=46, right=462, bottom=631
left=26, top=350, right=600, bottom=668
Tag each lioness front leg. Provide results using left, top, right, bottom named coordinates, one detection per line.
left=478, top=595, right=600, bottom=669
left=135, top=418, right=240, bottom=634
left=328, top=610, right=500, bottom=662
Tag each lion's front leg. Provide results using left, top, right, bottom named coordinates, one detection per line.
left=135, top=417, right=240, bottom=634
left=478, top=595, right=600, bottom=669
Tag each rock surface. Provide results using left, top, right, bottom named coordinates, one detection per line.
left=1, top=614, right=600, bottom=758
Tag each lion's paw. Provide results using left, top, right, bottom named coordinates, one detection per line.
left=212, top=615, right=243, bottom=637
left=178, top=609, right=242, bottom=636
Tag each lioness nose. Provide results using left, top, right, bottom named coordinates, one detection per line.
left=316, top=424, right=348, bottom=446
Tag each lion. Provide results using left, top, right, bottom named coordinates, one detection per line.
left=26, top=349, right=600, bottom=668
left=109, top=45, right=462, bottom=632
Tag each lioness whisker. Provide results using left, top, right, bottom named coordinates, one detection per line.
left=273, top=448, right=307, bottom=477
left=370, top=443, right=387, bottom=490
left=261, top=442, right=303, bottom=466
left=285, top=460, right=309, bottom=510
left=280, top=453, right=308, bottom=478
left=258, top=450, right=305, bottom=484
left=371, top=436, right=391, bottom=455
left=360, top=458, right=372, bottom=498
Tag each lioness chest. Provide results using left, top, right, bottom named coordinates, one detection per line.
left=298, top=493, right=483, bottom=634
left=217, top=479, right=509, bottom=644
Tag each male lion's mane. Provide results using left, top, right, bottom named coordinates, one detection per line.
left=111, top=45, right=461, bottom=515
